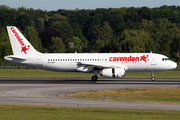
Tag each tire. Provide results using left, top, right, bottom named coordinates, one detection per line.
left=151, top=77, right=155, bottom=81
left=91, top=76, right=98, bottom=81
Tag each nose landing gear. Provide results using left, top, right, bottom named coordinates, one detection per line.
left=151, top=71, right=155, bottom=81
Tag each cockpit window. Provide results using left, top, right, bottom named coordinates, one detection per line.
left=162, top=58, right=170, bottom=61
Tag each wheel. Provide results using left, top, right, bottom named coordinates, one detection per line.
left=151, top=77, right=155, bottom=81
left=91, top=75, right=98, bottom=81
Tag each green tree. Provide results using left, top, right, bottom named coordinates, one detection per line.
left=15, top=13, right=32, bottom=30
left=65, top=37, right=83, bottom=53
left=66, top=47, right=82, bottom=53
left=50, top=21, right=74, bottom=38
left=88, top=22, right=113, bottom=52
left=124, top=9, right=140, bottom=22
left=141, top=18, right=179, bottom=56
left=120, top=30, right=154, bottom=52
left=0, top=5, right=18, bottom=28
left=115, top=21, right=141, bottom=36
left=138, top=7, right=153, bottom=20
left=0, top=32, right=12, bottom=61
left=49, top=37, right=66, bottom=53
left=0, top=27, right=6, bottom=34
left=72, top=24, right=83, bottom=39
left=172, top=36, right=180, bottom=64
left=34, top=19, right=44, bottom=32
left=24, top=26, right=42, bottom=52
left=39, top=29, right=62, bottom=52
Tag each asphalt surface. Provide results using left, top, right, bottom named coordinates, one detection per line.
left=0, top=78, right=180, bottom=110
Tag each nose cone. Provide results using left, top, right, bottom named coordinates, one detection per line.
left=171, top=62, right=177, bottom=69
left=174, top=62, right=177, bottom=69
left=165, top=61, right=177, bottom=70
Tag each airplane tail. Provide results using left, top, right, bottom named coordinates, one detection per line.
left=7, top=26, right=40, bottom=55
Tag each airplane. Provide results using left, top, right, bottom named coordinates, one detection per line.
left=4, top=26, right=177, bottom=81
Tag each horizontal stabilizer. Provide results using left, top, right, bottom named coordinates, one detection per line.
left=4, top=55, right=27, bottom=60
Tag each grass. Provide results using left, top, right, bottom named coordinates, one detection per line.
left=0, top=69, right=93, bottom=78
left=66, top=87, right=180, bottom=104
left=125, top=71, right=180, bottom=78
left=0, top=103, right=180, bottom=120
left=0, top=69, right=180, bottom=78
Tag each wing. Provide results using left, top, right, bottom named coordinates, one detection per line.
left=76, top=62, right=128, bottom=72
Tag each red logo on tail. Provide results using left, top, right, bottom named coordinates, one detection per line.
left=10, top=27, right=30, bottom=54
left=21, top=45, right=30, bottom=54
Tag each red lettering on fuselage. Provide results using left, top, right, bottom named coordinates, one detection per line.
left=109, top=55, right=148, bottom=64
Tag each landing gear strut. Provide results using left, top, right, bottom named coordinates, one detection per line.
left=91, top=70, right=99, bottom=81
left=151, top=71, right=155, bottom=81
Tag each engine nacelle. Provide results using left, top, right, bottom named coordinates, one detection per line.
left=101, top=68, right=125, bottom=78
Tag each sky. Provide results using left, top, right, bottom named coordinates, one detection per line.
left=1, top=0, right=180, bottom=11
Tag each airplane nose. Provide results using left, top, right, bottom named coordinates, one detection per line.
left=175, top=62, right=177, bottom=68
left=173, top=62, right=177, bottom=69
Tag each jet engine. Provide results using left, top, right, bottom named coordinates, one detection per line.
left=101, top=68, right=125, bottom=78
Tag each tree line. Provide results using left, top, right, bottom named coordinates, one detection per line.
left=0, top=5, right=180, bottom=64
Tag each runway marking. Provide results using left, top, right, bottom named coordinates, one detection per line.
left=0, top=87, right=8, bottom=93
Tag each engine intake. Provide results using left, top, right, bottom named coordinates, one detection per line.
left=101, top=68, right=125, bottom=78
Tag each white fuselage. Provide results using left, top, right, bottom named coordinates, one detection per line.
left=4, top=53, right=177, bottom=73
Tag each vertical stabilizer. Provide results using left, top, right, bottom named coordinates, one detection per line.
left=7, top=26, right=40, bottom=55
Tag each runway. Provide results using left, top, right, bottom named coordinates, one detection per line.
left=0, top=78, right=180, bottom=110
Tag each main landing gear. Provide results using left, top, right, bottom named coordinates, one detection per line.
left=91, top=70, right=99, bottom=81
left=91, top=75, right=98, bottom=81
left=151, top=71, right=155, bottom=81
